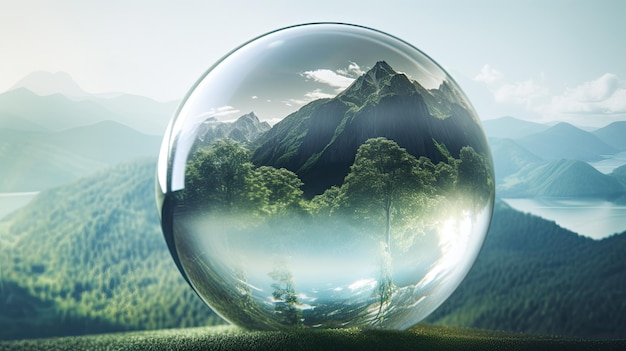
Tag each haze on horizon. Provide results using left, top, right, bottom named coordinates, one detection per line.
left=2, top=0, right=626, bottom=128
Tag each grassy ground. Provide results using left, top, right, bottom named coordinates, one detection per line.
left=0, top=324, right=624, bottom=351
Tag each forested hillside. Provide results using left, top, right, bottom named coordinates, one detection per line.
left=0, top=160, right=221, bottom=340
left=426, top=201, right=626, bottom=339
left=1, top=159, right=625, bottom=340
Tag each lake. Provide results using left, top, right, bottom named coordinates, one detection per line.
left=0, top=192, right=38, bottom=220
left=502, top=197, right=626, bottom=240
left=589, top=150, right=626, bottom=174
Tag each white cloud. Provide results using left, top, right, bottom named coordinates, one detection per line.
left=564, top=73, right=619, bottom=102
left=494, top=79, right=549, bottom=107
left=548, top=74, right=626, bottom=115
left=285, top=62, right=365, bottom=109
left=304, top=88, right=335, bottom=100
left=472, top=65, right=626, bottom=125
left=301, top=69, right=355, bottom=92
left=251, top=95, right=258, bottom=99
left=205, top=105, right=240, bottom=117
left=474, top=64, right=503, bottom=84
left=472, top=65, right=549, bottom=118
left=336, top=61, right=365, bottom=77
left=283, top=88, right=335, bottom=107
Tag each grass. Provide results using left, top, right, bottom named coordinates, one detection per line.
left=1, top=324, right=624, bottom=351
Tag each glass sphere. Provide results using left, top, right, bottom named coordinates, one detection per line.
left=157, top=23, right=494, bottom=330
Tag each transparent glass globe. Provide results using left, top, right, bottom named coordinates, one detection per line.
left=157, top=23, right=494, bottom=330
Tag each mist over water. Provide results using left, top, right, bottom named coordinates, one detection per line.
left=589, top=151, right=626, bottom=174
left=167, top=196, right=493, bottom=329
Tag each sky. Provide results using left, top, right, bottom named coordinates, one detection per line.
left=2, top=0, right=625, bottom=128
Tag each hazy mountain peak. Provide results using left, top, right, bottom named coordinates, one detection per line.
left=593, top=120, right=626, bottom=151
left=253, top=60, right=489, bottom=196
left=369, top=60, right=396, bottom=80
left=339, top=60, right=416, bottom=104
left=238, top=111, right=260, bottom=123
left=10, top=70, right=89, bottom=98
left=549, top=121, right=579, bottom=132
left=237, top=111, right=272, bottom=131
left=195, top=111, right=270, bottom=147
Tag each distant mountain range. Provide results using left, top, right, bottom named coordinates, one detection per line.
left=1, top=160, right=624, bottom=340
left=251, top=61, right=490, bottom=196
left=483, top=117, right=620, bottom=162
left=482, top=116, right=549, bottom=139
left=0, top=87, right=176, bottom=135
left=194, top=112, right=270, bottom=150
left=517, top=122, right=616, bottom=162
left=0, top=119, right=162, bottom=192
left=498, top=159, right=626, bottom=198
left=0, top=81, right=177, bottom=191
left=10, top=71, right=90, bottom=99
left=593, top=121, right=626, bottom=150
left=488, top=137, right=543, bottom=181
left=482, top=116, right=626, bottom=201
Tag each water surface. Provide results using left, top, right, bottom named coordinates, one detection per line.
left=503, top=197, right=626, bottom=239
left=589, top=151, right=626, bottom=174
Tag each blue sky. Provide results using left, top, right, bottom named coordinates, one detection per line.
left=2, top=0, right=625, bottom=127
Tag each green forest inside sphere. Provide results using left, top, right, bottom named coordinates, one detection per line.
left=157, top=23, right=495, bottom=330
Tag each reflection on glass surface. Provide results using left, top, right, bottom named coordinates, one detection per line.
left=157, top=23, right=494, bottom=330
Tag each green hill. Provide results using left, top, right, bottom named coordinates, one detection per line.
left=2, top=324, right=623, bottom=351
left=0, top=160, right=221, bottom=340
left=498, top=159, right=626, bottom=198
left=426, top=200, right=626, bottom=339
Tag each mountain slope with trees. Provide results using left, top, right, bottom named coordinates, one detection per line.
left=1, top=160, right=625, bottom=339
left=426, top=200, right=626, bottom=339
left=0, top=160, right=221, bottom=340
left=497, top=159, right=626, bottom=198
left=252, top=61, right=490, bottom=196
